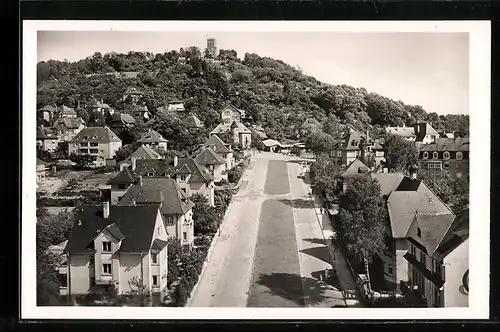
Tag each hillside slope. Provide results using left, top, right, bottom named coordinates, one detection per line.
left=37, top=48, right=470, bottom=143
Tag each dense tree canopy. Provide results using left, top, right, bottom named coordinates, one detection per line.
left=383, top=134, right=419, bottom=173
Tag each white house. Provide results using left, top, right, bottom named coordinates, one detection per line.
left=63, top=203, right=169, bottom=305
left=68, top=127, right=122, bottom=167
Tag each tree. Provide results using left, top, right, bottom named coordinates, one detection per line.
left=127, top=276, right=152, bottom=307
left=228, top=167, right=243, bottom=184
left=383, top=134, right=418, bottom=172
left=68, top=152, right=97, bottom=169
left=338, top=176, right=387, bottom=268
left=191, top=194, right=219, bottom=236
left=303, top=131, right=336, bottom=158
left=36, top=249, right=62, bottom=306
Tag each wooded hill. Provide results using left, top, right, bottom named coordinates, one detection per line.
left=37, top=47, right=470, bottom=142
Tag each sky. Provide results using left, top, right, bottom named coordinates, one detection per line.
left=37, top=31, right=469, bottom=115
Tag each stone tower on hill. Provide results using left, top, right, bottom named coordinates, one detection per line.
left=206, top=38, right=217, bottom=58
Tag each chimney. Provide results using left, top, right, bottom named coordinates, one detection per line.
left=174, top=156, right=178, bottom=167
left=131, top=157, right=137, bottom=171
left=411, top=172, right=417, bottom=180
left=383, top=167, right=388, bottom=174
left=120, top=163, right=126, bottom=171
left=103, top=201, right=110, bottom=219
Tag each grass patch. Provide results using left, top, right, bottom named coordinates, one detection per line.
left=264, top=160, right=290, bottom=195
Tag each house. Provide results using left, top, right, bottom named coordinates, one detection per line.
left=414, top=122, right=439, bottom=145
left=262, top=139, right=281, bottom=152
left=110, top=156, right=215, bottom=207
left=36, top=158, right=49, bottom=184
left=381, top=172, right=455, bottom=294
left=401, top=208, right=468, bottom=307
left=183, top=114, right=204, bottom=130
left=167, top=101, right=185, bottom=113
left=53, top=117, right=86, bottom=142
left=194, top=148, right=227, bottom=183
left=417, top=137, right=469, bottom=179
left=121, top=87, right=144, bottom=104
left=62, top=202, right=169, bottom=305
left=138, top=129, right=168, bottom=151
left=68, top=127, right=122, bottom=167
left=38, top=105, right=58, bottom=125
left=36, top=126, right=59, bottom=152
left=59, top=105, right=78, bottom=119
left=210, top=121, right=252, bottom=148
left=119, top=145, right=163, bottom=169
left=196, top=135, right=234, bottom=171
left=385, top=124, right=416, bottom=141
left=89, top=99, right=114, bottom=116
left=110, top=113, right=136, bottom=130
left=220, top=104, right=245, bottom=123
left=119, top=177, right=195, bottom=249
left=330, top=128, right=385, bottom=167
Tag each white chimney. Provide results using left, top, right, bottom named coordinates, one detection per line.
left=173, top=156, right=178, bottom=167
left=383, top=168, right=388, bottom=174
left=103, top=201, right=110, bottom=219
left=411, top=172, right=417, bottom=180
left=131, top=157, right=137, bottom=171
left=120, top=163, right=126, bottom=171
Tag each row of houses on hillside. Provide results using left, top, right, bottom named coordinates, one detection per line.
left=385, top=122, right=469, bottom=179
left=335, top=158, right=469, bottom=308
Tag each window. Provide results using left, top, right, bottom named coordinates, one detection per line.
left=152, top=275, right=158, bottom=286
left=388, top=264, right=393, bottom=276
left=443, top=151, right=450, bottom=159
left=102, top=241, right=112, bottom=252
left=181, top=188, right=187, bottom=193
left=432, top=152, right=439, bottom=159
left=410, top=244, right=416, bottom=256
left=456, top=151, right=463, bottom=160
left=90, top=142, right=98, bottom=147
left=417, top=227, right=422, bottom=237
left=89, top=255, right=95, bottom=266
left=180, top=175, right=186, bottom=181
left=151, top=253, right=158, bottom=264
left=146, top=172, right=154, bottom=177
left=80, top=142, right=88, bottom=147
left=337, top=150, right=342, bottom=157
left=166, top=216, right=174, bottom=225
left=58, top=274, right=68, bottom=287
left=103, top=263, right=112, bottom=274
left=420, top=252, right=426, bottom=266
left=90, top=149, right=98, bottom=154
left=423, top=152, right=429, bottom=159
left=183, top=232, right=187, bottom=241
left=443, top=162, right=450, bottom=169
left=118, top=183, right=126, bottom=190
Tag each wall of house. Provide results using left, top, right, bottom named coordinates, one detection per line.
left=443, top=239, right=469, bottom=307
left=181, top=210, right=194, bottom=247
left=212, top=164, right=224, bottom=182
left=395, top=239, right=409, bottom=284
left=165, top=215, right=179, bottom=239
left=68, top=254, right=91, bottom=294
left=93, top=232, right=119, bottom=284
left=118, top=253, right=143, bottom=294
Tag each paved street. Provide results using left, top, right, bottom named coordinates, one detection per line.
left=188, top=151, right=359, bottom=307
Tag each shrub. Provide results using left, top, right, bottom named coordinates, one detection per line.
left=228, top=167, right=243, bottom=184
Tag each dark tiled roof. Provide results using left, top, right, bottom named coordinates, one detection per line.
left=138, top=129, right=168, bottom=143
left=414, top=123, right=439, bottom=141
left=151, top=238, right=168, bottom=251
left=123, top=145, right=162, bottom=164
left=396, top=177, right=421, bottom=191
left=65, top=204, right=161, bottom=254
left=434, top=209, right=469, bottom=259
left=414, top=213, right=456, bottom=256
left=333, top=128, right=373, bottom=151
left=176, top=157, right=214, bottom=182
left=69, top=126, right=121, bottom=143
left=119, top=178, right=194, bottom=216
left=419, top=137, right=470, bottom=152
left=108, top=166, right=136, bottom=185
left=201, top=135, right=231, bottom=154
left=195, top=148, right=226, bottom=165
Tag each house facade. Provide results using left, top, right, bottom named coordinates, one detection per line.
left=37, top=126, right=60, bottom=152
left=118, top=177, right=195, bottom=249
left=68, top=127, right=122, bottom=167
left=417, top=137, right=470, bottom=179
left=210, top=121, right=252, bottom=149
left=53, top=117, right=86, bottom=142
left=197, top=135, right=235, bottom=171
left=138, top=129, right=168, bottom=151
left=329, top=128, right=385, bottom=167
left=63, top=203, right=169, bottom=305
left=414, top=122, right=439, bottom=145
left=220, top=104, right=245, bottom=124
left=194, top=148, right=226, bottom=182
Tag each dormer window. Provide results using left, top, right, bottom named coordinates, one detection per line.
left=443, top=151, right=450, bottom=159
left=423, top=152, right=429, bottom=159
left=456, top=151, right=463, bottom=160
left=432, top=152, right=439, bottom=159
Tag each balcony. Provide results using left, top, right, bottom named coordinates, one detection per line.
left=403, top=252, right=444, bottom=288
left=96, top=275, right=117, bottom=285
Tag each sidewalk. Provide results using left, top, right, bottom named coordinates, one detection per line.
left=306, top=186, right=364, bottom=307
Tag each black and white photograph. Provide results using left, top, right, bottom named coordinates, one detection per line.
left=22, top=21, right=490, bottom=320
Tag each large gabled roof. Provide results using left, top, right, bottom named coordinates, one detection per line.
left=414, top=122, right=439, bottom=141
left=119, top=178, right=194, bottom=216
left=201, top=135, right=231, bottom=154
left=138, top=129, right=168, bottom=144
left=341, top=159, right=370, bottom=178
left=64, top=204, right=161, bottom=254
left=69, top=126, right=121, bottom=143
left=419, top=137, right=470, bottom=152
left=369, top=173, right=405, bottom=197
left=122, top=145, right=163, bottom=164
left=54, top=117, right=85, bottom=129
left=195, top=148, right=226, bottom=165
